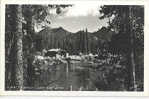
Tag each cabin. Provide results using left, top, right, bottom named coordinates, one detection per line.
left=45, top=49, right=66, bottom=58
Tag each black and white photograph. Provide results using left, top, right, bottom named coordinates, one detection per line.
left=1, top=0, right=149, bottom=96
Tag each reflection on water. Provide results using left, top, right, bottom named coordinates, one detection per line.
left=32, top=61, right=98, bottom=91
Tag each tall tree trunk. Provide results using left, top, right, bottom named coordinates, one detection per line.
left=24, top=7, right=35, bottom=88
left=124, top=6, right=137, bottom=91
left=129, top=6, right=137, bottom=91
left=122, top=7, right=133, bottom=91
left=15, top=5, right=24, bottom=90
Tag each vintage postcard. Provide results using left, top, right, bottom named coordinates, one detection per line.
left=0, top=0, right=149, bottom=96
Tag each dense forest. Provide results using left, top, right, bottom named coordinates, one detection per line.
left=5, top=5, right=144, bottom=91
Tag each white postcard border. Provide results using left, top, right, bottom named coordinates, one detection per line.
left=0, top=0, right=149, bottom=96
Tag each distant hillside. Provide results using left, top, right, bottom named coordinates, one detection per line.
left=93, top=27, right=114, bottom=42
left=37, top=27, right=71, bottom=50
left=36, top=26, right=114, bottom=54
left=63, top=30, right=99, bottom=54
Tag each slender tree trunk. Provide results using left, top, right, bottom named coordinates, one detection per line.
left=25, top=7, right=35, bottom=87
left=124, top=6, right=137, bottom=91
left=15, top=5, right=24, bottom=90
left=129, top=6, right=137, bottom=91
left=123, top=7, right=133, bottom=91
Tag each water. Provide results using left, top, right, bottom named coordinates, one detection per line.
left=32, top=60, right=98, bottom=91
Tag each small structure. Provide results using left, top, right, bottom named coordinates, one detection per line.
left=45, top=48, right=66, bottom=58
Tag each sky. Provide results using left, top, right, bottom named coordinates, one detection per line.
left=35, top=4, right=109, bottom=33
